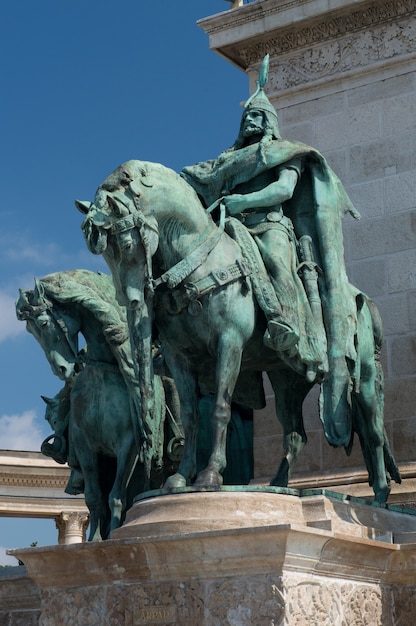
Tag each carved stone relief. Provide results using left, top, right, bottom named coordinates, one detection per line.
left=285, top=581, right=385, bottom=625
left=205, top=575, right=285, bottom=625
left=225, top=0, right=416, bottom=90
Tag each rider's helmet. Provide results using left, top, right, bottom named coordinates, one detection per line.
left=242, top=55, right=280, bottom=139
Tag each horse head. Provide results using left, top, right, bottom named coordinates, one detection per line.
left=16, top=283, right=80, bottom=381
left=76, top=161, right=160, bottom=312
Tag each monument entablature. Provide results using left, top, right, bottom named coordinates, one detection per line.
left=0, top=450, right=88, bottom=544
left=201, top=0, right=416, bottom=104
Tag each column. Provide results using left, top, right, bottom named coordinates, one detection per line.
left=55, top=511, right=89, bottom=545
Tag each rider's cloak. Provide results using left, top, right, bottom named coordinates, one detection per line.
left=181, top=139, right=363, bottom=448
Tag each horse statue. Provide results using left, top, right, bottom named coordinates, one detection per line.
left=76, top=160, right=401, bottom=503
left=16, top=269, right=183, bottom=540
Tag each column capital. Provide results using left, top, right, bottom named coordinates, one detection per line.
left=55, top=511, right=89, bottom=545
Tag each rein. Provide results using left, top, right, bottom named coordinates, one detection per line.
left=107, top=188, right=250, bottom=312
left=107, top=196, right=226, bottom=293
left=152, top=226, right=224, bottom=290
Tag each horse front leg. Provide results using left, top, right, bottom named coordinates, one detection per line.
left=267, top=369, right=311, bottom=487
left=108, top=440, right=138, bottom=534
left=80, top=454, right=109, bottom=541
left=354, top=373, right=390, bottom=504
left=70, top=424, right=108, bottom=541
left=163, top=353, right=199, bottom=491
left=194, top=338, right=243, bottom=489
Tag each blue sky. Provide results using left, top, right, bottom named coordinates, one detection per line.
left=0, top=1, right=248, bottom=561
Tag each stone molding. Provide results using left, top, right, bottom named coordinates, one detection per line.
left=201, top=0, right=416, bottom=93
left=0, top=450, right=88, bottom=543
left=11, top=492, right=416, bottom=624
left=266, top=6, right=416, bottom=93
left=0, top=473, right=68, bottom=490
left=0, top=450, right=70, bottom=491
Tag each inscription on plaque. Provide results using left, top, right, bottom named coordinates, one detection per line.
left=132, top=605, right=177, bottom=624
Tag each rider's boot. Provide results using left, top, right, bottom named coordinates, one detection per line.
left=264, top=319, right=299, bottom=356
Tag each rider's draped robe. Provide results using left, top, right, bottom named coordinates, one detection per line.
left=181, top=139, right=362, bottom=448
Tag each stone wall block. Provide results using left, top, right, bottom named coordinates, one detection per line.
left=392, top=417, right=416, bottom=462
left=377, top=294, right=410, bottom=335
left=302, top=385, right=321, bottom=431
left=384, top=378, right=416, bottom=422
left=322, top=147, right=349, bottom=184
left=382, top=92, right=416, bottom=136
left=348, top=258, right=386, bottom=297
left=384, top=171, right=416, bottom=214
left=318, top=434, right=364, bottom=473
left=387, top=248, right=416, bottom=293
left=347, top=73, right=416, bottom=108
left=253, top=404, right=282, bottom=439
left=315, top=102, right=382, bottom=152
left=390, top=334, right=416, bottom=378
left=290, top=430, right=323, bottom=475
left=406, top=291, right=416, bottom=331
left=347, top=179, right=384, bottom=220
left=280, top=120, right=315, bottom=146
left=350, top=211, right=416, bottom=260
left=349, top=134, right=415, bottom=183
left=253, top=434, right=282, bottom=479
left=314, top=111, right=351, bottom=152
left=278, top=92, right=345, bottom=126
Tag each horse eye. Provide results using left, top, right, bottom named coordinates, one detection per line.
left=118, top=234, right=134, bottom=251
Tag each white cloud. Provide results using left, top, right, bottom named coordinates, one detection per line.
left=0, top=547, right=19, bottom=567
left=0, top=411, right=43, bottom=452
left=0, top=291, right=24, bottom=342
left=0, top=234, right=62, bottom=267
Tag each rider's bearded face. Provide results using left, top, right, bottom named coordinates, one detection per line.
left=242, top=109, right=265, bottom=138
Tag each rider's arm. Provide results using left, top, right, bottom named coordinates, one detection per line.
left=224, top=167, right=299, bottom=216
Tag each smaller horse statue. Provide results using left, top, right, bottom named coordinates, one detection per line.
left=16, top=269, right=183, bottom=540
left=77, top=160, right=401, bottom=503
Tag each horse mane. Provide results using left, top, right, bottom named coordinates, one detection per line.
left=100, top=160, right=207, bottom=262
left=38, top=270, right=128, bottom=338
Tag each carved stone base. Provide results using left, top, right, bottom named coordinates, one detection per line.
left=11, top=489, right=416, bottom=625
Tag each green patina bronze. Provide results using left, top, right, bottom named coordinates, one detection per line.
left=16, top=269, right=252, bottom=539
left=16, top=269, right=184, bottom=540
left=76, top=58, right=400, bottom=504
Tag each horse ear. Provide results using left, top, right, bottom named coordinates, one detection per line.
left=75, top=200, right=92, bottom=215
left=41, top=395, right=53, bottom=405
left=107, top=194, right=129, bottom=217
left=34, top=277, right=45, bottom=301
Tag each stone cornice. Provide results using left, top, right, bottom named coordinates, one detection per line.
left=0, top=472, right=69, bottom=490
left=201, top=0, right=416, bottom=92
left=242, top=0, right=415, bottom=64
left=0, top=495, right=87, bottom=517
left=0, top=450, right=71, bottom=490
left=0, top=450, right=86, bottom=519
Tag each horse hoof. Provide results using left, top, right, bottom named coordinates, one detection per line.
left=269, top=475, right=288, bottom=488
left=163, top=473, right=187, bottom=491
left=194, top=469, right=223, bottom=490
left=374, top=487, right=390, bottom=504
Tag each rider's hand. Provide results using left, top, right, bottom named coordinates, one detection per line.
left=223, top=194, right=247, bottom=216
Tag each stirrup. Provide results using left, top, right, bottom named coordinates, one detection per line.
left=264, top=320, right=299, bottom=354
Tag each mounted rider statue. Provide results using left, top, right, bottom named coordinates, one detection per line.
left=181, top=55, right=362, bottom=447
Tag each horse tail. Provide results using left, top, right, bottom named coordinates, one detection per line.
left=383, top=428, right=402, bottom=485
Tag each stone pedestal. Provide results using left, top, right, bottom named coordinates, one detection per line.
left=10, top=488, right=416, bottom=625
